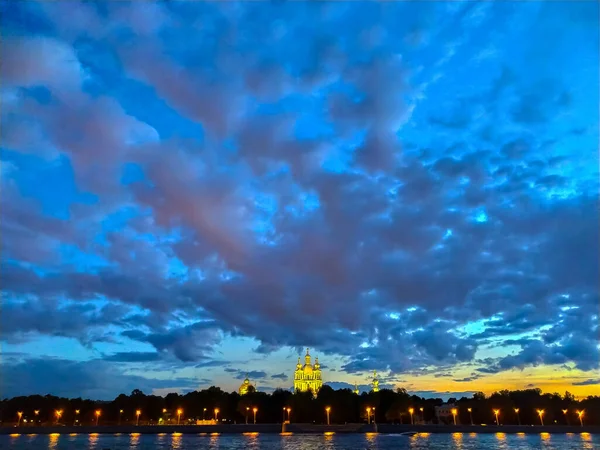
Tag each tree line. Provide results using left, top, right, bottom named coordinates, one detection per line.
left=1, top=386, right=597, bottom=426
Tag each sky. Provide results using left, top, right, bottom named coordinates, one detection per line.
left=1, top=1, right=599, bottom=401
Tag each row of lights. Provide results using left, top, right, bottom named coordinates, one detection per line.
left=15, top=406, right=587, bottom=427
left=476, top=408, right=585, bottom=427
left=17, top=408, right=203, bottom=426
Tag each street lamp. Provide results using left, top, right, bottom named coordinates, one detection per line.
left=467, top=408, right=473, bottom=426
left=366, top=407, right=371, bottom=424
left=325, top=407, right=331, bottom=425
left=118, top=410, right=123, bottom=426
left=136, top=410, right=141, bottom=426
left=577, top=410, right=584, bottom=427
left=17, top=412, right=23, bottom=427
left=34, top=410, right=40, bottom=424
left=246, top=407, right=250, bottom=425
left=372, top=407, right=376, bottom=424
left=419, top=407, right=424, bottom=424
left=282, top=407, right=286, bottom=423
left=214, top=408, right=220, bottom=422
left=493, top=409, right=500, bottom=426
left=55, top=410, right=63, bottom=425
left=95, top=410, right=101, bottom=426
left=253, top=407, right=258, bottom=424
left=203, top=408, right=207, bottom=421
left=537, top=409, right=544, bottom=426
left=562, top=409, right=570, bottom=426
left=286, top=407, right=291, bottom=423
left=451, top=408, right=457, bottom=426
left=177, top=409, right=183, bottom=425
left=408, top=407, right=414, bottom=425
left=514, top=408, right=520, bottom=426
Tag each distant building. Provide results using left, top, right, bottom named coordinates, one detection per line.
left=435, top=403, right=458, bottom=424
left=371, top=370, right=380, bottom=392
left=238, top=375, right=255, bottom=395
left=294, top=348, right=322, bottom=396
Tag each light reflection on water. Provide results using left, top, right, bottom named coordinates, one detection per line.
left=0, top=431, right=599, bottom=449
left=48, top=433, right=59, bottom=450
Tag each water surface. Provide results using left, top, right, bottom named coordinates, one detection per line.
left=2, top=431, right=598, bottom=449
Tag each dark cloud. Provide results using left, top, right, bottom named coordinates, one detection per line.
left=453, top=376, right=481, bottom=383
left=572, top=379, right=600, bottom=386
left=103, top=352, right=161, bottom=362
left=236, top=371, right=268, bottom=381
left=271, top=373, right=289, bottom=381
left=0, top=357, right=198, bottom=400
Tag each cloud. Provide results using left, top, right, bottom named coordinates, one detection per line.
left=0, top=357, right=198, bottom=400
left=103, top=352, right=161, bottom=362
left=271, top=373, right=289, bottom=381
left=572, top=379, right=600, bottom=386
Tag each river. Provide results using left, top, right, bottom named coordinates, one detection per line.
left=2, top=431, right=598, bottom=449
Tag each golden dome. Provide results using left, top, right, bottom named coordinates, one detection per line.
left=303, top=364, right=313, bottom=373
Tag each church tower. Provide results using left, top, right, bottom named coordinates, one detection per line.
left=371, top=370, right=380, bottom=393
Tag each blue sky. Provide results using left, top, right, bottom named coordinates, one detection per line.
left=1, top=1, right=599, bottom=400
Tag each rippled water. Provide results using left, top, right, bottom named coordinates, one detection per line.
left=2, top=432, right=598, bottom=449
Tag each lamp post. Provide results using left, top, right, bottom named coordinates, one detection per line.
left=253, top=407, right=258, bottom=424
left=177, top=409, right=183, bottom=425
left=537, top=409, right=544, bottom=426
left=73, top=409, right=80, bottom=426
left=372, top=407, right=376, bottom=424
left=325, top=407, right=331, bottom=425
left=214, top=408, right=220, bottom=422
left=408, top=407, right=414, bottom=425
left=287, top=407, right=291, bottom=423
left=95, top=410, right=101, bottom=426
left=493, top=409, right=500, bottom=426
left=420, top=407, right=424, bottom=424
left=451, top=408, right=457, bottom=426
left=203, top=408, right=207, bottom=421
left=55, top=410, right=63, bottom=425
left=366, top=407, right=371, bottom=424
left=34, top=410, right=40, bottom=425
left=118, top=410, right=123, bottom=426
left=246, top=407, right=250, bottom=425
left=514, top=408, right=520, bottom=426
left=282, top=407, right=286, bottom=423
left=562, top=409, right=570, bottom=426
left=17, top=412, right=23, bottom=427
left=577, top=410, right=584, bottom=427
left=135, top=410, right=141, bottom=426
left=467, top=408, right=473, bottom=426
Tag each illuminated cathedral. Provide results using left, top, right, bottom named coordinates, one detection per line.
left=294, top=348, right=322, bottom=396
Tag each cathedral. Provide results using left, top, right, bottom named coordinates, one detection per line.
left=294, top=348, right=322, bottom=396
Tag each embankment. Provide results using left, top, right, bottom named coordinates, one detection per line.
left=1, top=423, right=598, bottom=435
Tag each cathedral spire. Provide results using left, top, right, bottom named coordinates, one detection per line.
left=304, top=347, right=311, bottom=365
left=372, top=370, right=380, bottom=393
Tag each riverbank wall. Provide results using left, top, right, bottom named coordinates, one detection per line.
left=1, top=423, right=599, bottom=435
